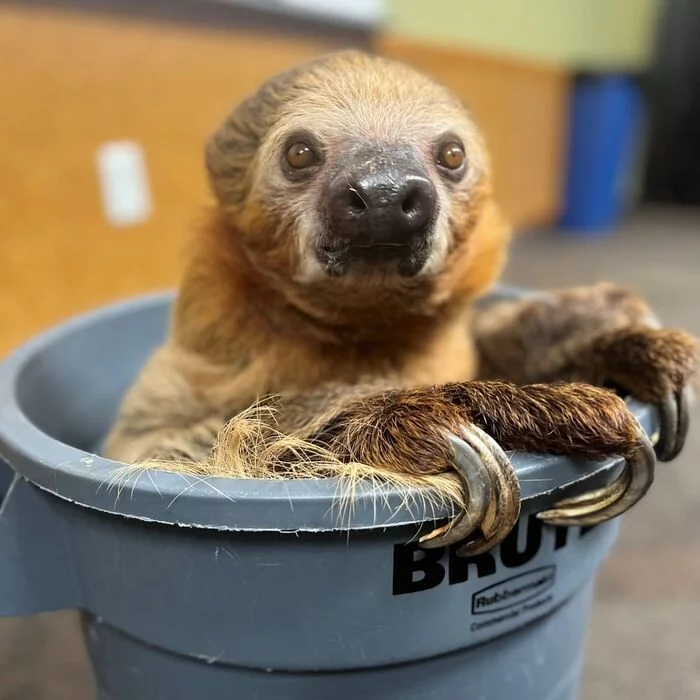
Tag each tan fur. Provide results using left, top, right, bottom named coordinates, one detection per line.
left=104, top=51, right=698, bottom=551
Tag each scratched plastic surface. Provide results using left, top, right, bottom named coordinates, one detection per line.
left=0, top=291, right=651, bottom=700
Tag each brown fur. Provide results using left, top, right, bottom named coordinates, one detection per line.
left=104, top=51, right=698, bottom=552
left=474, top=282, right=699, bottom=401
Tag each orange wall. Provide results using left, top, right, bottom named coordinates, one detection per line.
left=0, top=6, right=568, bottom=353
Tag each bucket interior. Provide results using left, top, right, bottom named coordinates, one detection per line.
left=13, top=297, right=170, bottom=454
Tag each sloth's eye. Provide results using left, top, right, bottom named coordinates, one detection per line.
left=286, top=142, right=318, bottom=169
left=437, top=142, right=465, bottom=170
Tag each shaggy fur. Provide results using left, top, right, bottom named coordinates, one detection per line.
left=103, top=52, right=699, bottom=554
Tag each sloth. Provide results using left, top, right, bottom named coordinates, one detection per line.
left=104, top=51, right=698, bottom=556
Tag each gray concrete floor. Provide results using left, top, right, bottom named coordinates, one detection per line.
left=0, top=206, right=698, bottom=699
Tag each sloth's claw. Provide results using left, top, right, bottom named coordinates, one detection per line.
left=419, top=426, right=521, bottom=557
left=654, top=387, right=691, bottom=462
left=537, top=425, right=655, bottom=526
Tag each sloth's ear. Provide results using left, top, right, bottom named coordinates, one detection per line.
left=204, top=64, right=307, bottom=208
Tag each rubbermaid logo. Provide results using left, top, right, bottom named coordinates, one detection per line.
left=471, top=566, right=556, bottom=615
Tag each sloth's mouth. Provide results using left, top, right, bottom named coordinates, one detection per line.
left=349, top=242, right=413, bottom=257
left=316, top=240, right=430, bottom=278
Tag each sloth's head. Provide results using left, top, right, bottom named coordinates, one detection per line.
left=206, top=51, right=508, bottom=299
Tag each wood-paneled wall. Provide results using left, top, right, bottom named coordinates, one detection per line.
left=0, top=5, right=568, bottom=353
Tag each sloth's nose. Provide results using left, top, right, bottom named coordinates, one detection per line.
left=327, top=157, right=437, bottom=245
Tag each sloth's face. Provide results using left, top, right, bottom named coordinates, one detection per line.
left=276, top=131, right=470, bottom=280
left=241, top=55, right=490, bottom=282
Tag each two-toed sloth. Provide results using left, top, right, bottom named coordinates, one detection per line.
left=104, top=51, right=698, bottom=555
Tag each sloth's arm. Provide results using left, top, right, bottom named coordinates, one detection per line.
left=269, top=377, right=651, bottom=556
left=472, top=283, right=699, bottom=461
left=473, top=283, right=659, bottom=384
left=104, top=347, right=652, bottom=557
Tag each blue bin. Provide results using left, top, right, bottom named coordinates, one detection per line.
left=560, top=74, right=644, bottom=234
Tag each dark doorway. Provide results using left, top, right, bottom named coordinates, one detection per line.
left=644, top=0, right=700, bottom=205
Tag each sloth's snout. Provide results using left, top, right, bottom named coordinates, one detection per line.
left=326, top=148, right=437, bottom=248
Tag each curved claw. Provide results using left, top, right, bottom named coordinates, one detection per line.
left=655, top=390, right=678, bottom=462
left=418, top=426, right=521, bottom=557
left=418, top=435, right=491, bottom=548
left=456, top=429, right=521, bottom=557
left=655, top=387, right=691, bottom=462
left=537, top=426, right=656, bottom=527
left=675, top=386, right=691, bottom=458
left=418, top=433, right=492, bottom=549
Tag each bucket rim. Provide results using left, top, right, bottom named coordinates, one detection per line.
left=0, top=291, right=657, bottom=532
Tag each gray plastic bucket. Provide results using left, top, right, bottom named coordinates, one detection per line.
left=0, top=290, right=657, bottom=700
